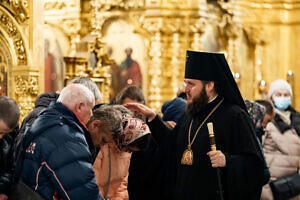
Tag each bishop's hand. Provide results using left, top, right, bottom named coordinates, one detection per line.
left=207, top=150, right=226, bottom=168
left=164, top=121, right=176, bottom=129
left=124, top=103, right=156, bottom=122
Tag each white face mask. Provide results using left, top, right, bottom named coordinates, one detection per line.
left=273, top=96, right=291, bottom=110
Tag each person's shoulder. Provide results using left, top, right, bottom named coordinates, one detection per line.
left=21, top=107, right=45, bottom=127
left=29, top=105, right=86, bottom=142
left=290, top=106, right=300, bottom=116
left=265, top=121, right=276, bottom=131
left=223, top=102, right=248, bottom=118
left=30, top=113, right=75, bottom=141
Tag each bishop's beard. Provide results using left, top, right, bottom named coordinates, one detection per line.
left=185, top=88, right=209, bottom=116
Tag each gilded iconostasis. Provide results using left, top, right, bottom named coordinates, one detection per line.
left=1, top=0, right=300, bottom=120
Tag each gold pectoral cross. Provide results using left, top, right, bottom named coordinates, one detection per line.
left=181, top=144, right=193, bottom=165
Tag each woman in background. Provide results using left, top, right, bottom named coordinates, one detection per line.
left=261, top=79, right=300, bottom=200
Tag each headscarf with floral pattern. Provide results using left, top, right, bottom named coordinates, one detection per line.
left=116, top=114, right=151, bottom=150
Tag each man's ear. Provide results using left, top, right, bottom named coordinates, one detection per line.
left=74, top=102, right=84, bottom=114
left=205, top=81, right=215, bottom=93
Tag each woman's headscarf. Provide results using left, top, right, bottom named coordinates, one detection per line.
left=116, top=114, right=151, bottom=150
left=245, top=99, right=266, bottom=130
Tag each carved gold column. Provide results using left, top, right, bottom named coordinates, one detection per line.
left=94, top=40, right=113, bottom=103
left=162, top=18, right=186, bottom=102
left=219, top=15, right=239, bottom=74
left=217, top=0, right=244, bottom=85
left=244, top=26, right=266, bottom=100
left=169, top=31, right=184, bottom=97
left=142, top=18, right=164, bottom=111
left=187, top=0, right=207, bottom=52
left=254, top=43, right=265, bottom=99
left=189, top=18, right=206, bottom=51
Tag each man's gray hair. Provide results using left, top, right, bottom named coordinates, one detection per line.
left=70, top=77, right=102, bottom=103
left=0, top=96, right=20, bottom=129
left=57, top=84, right=95, bottom=109
left=88, top=106, right=123, bottom=139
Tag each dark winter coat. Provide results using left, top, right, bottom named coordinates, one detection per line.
left=19, top=92, right=59, bottom=136
left=0, top=127, right=19, bottom=195
left=20, top=102, right=102, bottom=200
left=17, top=92, right=96, bottom=162
left=17, top=92, right=59, bottom=155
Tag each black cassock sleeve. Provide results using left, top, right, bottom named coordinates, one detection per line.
left=147, top=115, right=181, bottom=199
left=225, top=110, right=265, bottom=200
left=147, top=115, right=176, bottom=146
left=147, top=114, right=185, bottom=156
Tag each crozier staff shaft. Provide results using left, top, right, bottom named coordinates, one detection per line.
left=207, top=122, right=224, bottom=200
left=207, top=122, right=216, bottom=151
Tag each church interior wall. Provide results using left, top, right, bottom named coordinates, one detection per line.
left=1, top=0, right=300, bottom=117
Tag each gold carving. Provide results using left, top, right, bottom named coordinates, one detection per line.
left=244, top=26, right=266, bottom=46
left=243, top=26, right=266, bottom=99
left=189, top=17, right=207, bottom=51
left=239, top=1, right=300, bottom=11
left=44, top=0, right=82, bottom=53
left=0, top=0, right=28, bottom=23
left=141, top=17, right=163, bottom=33
left=44, top=1, right=67, bottom=11
left=92, top=0, right=144, bottom=11
left=147, top=31, right=163, bottom=110
left=0, top=9, right=27, bottom=65
left=0, top=14, right=17, bottom=36
left=161, top=18, right=185, bottom=34
left=218, top=12, right=242, bottom=75
left=60, top=19, right=81, bottom=36
left=64, top=35, right=112, bottom=103
left=15, top=75, right=39, bottom=121
left=15, top=39, right=26, bottom=63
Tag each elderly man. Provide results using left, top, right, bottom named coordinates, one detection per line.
left=20, top=84, right=102, bottom=200
left=0, top=96, right=20, bottom=200
left=18, top=77, right=102, bottom=162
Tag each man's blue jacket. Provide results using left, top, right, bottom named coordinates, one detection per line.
left=20, top=102, right=102, bottom=200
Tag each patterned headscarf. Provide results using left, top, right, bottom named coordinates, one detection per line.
left=116, top=114, right=151, bottom=150
left=245, top=99, right=266, bottom=129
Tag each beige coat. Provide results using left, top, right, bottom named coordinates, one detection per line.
left=93, top=143, right=131, bottom=200
left=261, top=122, right=300, bottom=200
